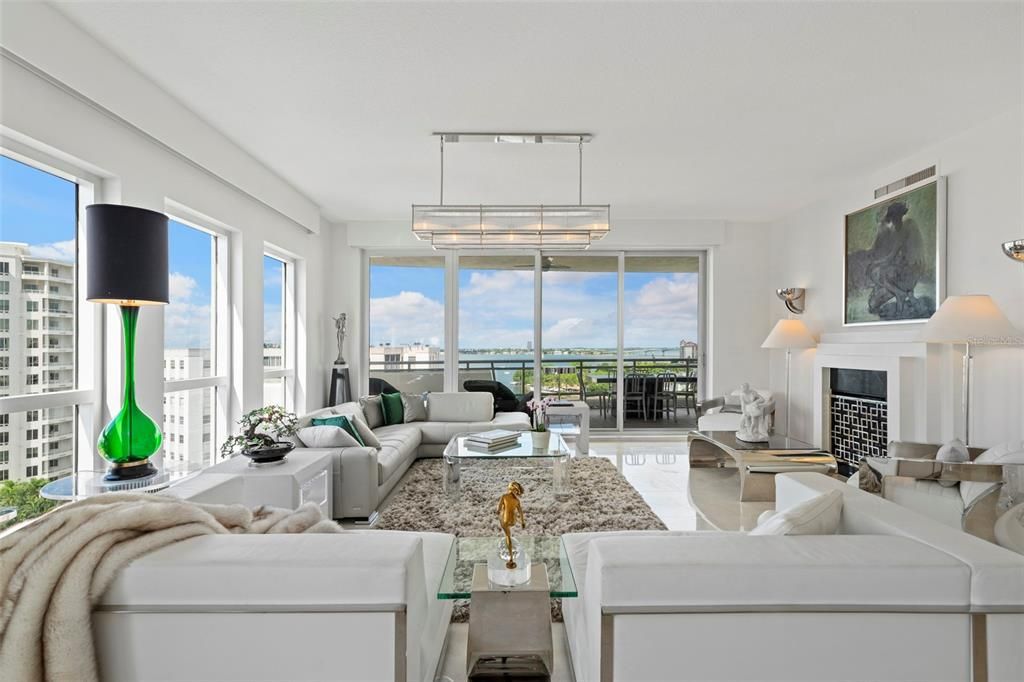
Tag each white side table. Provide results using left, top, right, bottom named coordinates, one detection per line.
left=204, top=450, right=333, bottom=518
left=545, top=400, right=590, bottom=454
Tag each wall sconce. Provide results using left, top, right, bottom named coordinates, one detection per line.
left=776, top=288, right=806, bottom=315
left=1003, top=240, right=1024, bottom=263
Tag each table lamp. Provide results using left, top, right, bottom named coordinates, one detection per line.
left=919, top=294, right=1020, bottom=446
left=762, top=319, right=818, bottom=437
left=86, top=204, right=169, bottom=480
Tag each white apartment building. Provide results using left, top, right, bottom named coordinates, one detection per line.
left=0, top=242, right=76, bottom=482
left=161, top=348, right=214, bottom=474
left=368, top=343, right=442, bottom=369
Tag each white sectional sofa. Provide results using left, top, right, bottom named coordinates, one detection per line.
left=294, top=392, right=530, bottom=519
left=563, top=472, right=1024, bottom=682
left=95, top=530, right=453, bottom=682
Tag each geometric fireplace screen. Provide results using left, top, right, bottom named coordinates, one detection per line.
left=829, top=394, right=889, bottom=473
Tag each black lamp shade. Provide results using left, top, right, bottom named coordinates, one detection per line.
left=86, top=204, right=169, bottom=305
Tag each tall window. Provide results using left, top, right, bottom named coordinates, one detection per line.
left=262, top=253, right=294, bottom=408
left=457, top=255, right=534, bottom=398
left=0, top=153, right=90, bottom=482
left=367, top=255, right=445, bottom=394
left=162, top=218, right=225, bottom=473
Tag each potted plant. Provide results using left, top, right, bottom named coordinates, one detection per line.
left=221, top=405, right=299, bottom=465
left=526, top=397, right=552, bottom=451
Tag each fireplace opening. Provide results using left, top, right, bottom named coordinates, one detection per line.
left=829, top=369, right=888, bottom=477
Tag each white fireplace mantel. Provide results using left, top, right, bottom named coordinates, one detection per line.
left=812, top=335, right=931, bottom=449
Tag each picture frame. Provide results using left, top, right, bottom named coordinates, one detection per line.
left=843, top=176, right=946, bottom=326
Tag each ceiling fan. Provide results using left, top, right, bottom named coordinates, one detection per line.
left=508, top=256, right=571, bottom=271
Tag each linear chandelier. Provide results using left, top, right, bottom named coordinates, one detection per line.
left=412, top=132, right=611, bottom=249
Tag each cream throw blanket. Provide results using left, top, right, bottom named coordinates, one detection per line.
left=0, top=493, right=341, bottom=682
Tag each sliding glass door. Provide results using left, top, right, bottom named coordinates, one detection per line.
left=363, top=250, right=703, bottom=431
left=457, top=255, right=535, bottom=406
left=623, top=255, right=702, bottom=430
left=367, top=255, right=445, bottom=394
left=540, top=255, right=619, bottom=427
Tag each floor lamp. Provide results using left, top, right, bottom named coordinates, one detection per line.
left=920, top=295, right=1020, bottom=446
left=762, top=319, right=817, bottom=437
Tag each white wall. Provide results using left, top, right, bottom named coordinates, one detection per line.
left=767, top=107, right=1024, bottom=448
left=1, top=4, right=336, bottom=468
left=334, top=218, right=773, bottom=401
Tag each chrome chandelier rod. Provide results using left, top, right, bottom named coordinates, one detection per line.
left=435, top=132, right=593, bottom=206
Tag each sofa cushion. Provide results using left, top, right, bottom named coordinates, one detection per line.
left=749, top=489, right=842, bottom=536
left=401, top=393, right=427, bottom=423
left=311, top=415, right=365, bottom=446
left=960, top=441, right=1024, bottom=507
left=884, top=477, right=965, bottom=529
left=374, top=424, right=422, bottom=484
left=297, top=425, right=361, bottom=449
left=491, top=411, right=531, bottom=430
left=358, top=395, right=385, bottom=429
left=297, top=406, right=338, bottom=430
left=426, top=392, right=493, bottom=422
left=332, top=404, right=381, bottom=448
left=381, top=392, right=405, bottom=425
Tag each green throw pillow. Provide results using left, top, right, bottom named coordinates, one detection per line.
left=380, top=392, right=404, bottom=426
left=311, top=415, right=365, bottom=446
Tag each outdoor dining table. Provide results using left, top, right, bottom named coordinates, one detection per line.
left=594, top=375, right=696, bottom=419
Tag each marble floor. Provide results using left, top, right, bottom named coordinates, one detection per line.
left=434, top=435, right=772, bottom=681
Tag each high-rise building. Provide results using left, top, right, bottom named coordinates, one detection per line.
left=0, top=242, right=76, bottom=482
left=161, top=348, right=214, bottom=474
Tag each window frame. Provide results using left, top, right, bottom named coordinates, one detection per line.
left=262, top=246, right=296, bottom=411
left=160, top=207, right=232, bottom=469
left=0, top=142, right=102, bottom=480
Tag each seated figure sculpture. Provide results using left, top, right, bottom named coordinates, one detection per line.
left=736, top=382, right=771, bottom=443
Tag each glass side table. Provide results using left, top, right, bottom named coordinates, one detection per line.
left=40, top=466, right=203, bottom=501
left=438, top=535, right=577, bottom=679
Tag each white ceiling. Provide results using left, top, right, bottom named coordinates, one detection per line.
left=53, top=1, right=1022, bottom=223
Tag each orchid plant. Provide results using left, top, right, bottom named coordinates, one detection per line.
left=220, top=405, right=299, bottom=458
left=526, top=397, right=553, bottom=433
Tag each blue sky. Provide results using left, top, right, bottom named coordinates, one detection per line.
left=370, top=263, right=699, bottom=350
left=0, top=155, right=77, bottom=255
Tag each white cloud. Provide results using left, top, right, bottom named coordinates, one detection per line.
left=369, top=290, right=444, bottom=346
left=624, top=274, right=700, bottom=346
left=28, top=239, right=75, bottom=263
left=463, top=270, right=533, bottom=297
left=164, top=272, right=210, bottom=349
left=168, top=272, right=197, bottom=303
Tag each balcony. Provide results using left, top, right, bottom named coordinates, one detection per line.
left=21, top=271, right=74, bottom=284
left=369, top=356, right=699, bottom=430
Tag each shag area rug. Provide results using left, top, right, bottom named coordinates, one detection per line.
left=376, top=456, right=667, bottom=621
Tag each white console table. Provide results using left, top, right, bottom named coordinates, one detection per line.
left=545, top=400, right=590, bottom=454
left=200, top=450, right=333, bottom=517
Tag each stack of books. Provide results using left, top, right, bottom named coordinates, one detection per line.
left=464, top=429, right=521, bottom=452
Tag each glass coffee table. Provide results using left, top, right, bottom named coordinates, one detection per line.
left=437, top=535, right=577, bottom=679
left=442, top=431, right=572, bottom=498
left=437, top=535, right=578, bottom=600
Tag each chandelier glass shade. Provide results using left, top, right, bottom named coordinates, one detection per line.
left=412, top=204, right=610, bottom=249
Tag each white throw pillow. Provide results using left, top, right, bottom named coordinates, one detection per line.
left=332, top=406, right=381, bottom=449
left=297, top=425, right=361, bottom=449
left=935, top=438, right=970, bottom=487
left=749, top=489, right=843, bottom=536
left=960, top=441, right=1024, bottom=507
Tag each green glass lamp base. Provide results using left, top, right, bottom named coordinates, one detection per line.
left=97, top=305, right=163, bottom=480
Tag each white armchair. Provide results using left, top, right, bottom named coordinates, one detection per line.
left=864, top=441, right=1024, bottom=539
left=696, top=388, right=775, bottom=432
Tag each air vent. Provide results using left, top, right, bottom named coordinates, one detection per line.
left=874, top=166, right=937, bottom=199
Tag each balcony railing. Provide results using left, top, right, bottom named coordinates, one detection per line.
left=368, top=356, right=698, bottom=398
